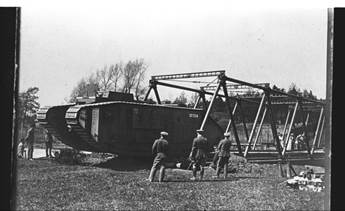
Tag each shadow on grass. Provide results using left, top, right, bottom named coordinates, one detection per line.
left=163, top=176, right=262, bottom=183
left=33, top=157, right=54, bottom=161
left=93, top=157, right=153, bottom=171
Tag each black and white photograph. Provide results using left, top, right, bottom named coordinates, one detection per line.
left=3, top=0, right=336, bottom=210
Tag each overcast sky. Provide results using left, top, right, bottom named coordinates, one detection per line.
left=12, top=0, right=334, bottom=106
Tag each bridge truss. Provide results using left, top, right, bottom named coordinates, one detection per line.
left=144, top=70, right=326, bottom=174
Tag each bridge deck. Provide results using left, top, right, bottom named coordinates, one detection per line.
left=232, top=149, right=325, bottom=166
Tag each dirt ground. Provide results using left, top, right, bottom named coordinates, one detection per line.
left=14, top=152, right=326, bottom=210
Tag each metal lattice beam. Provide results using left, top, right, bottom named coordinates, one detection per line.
left=152, top=80, right=259, bottom=104
left=221, top=75, right=325, bottom=105
left=201, top=83, right=269, bottom=92
left=151, top=70, right=225, bottom=80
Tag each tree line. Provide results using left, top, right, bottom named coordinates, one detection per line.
left=69, top=58, right=147, bottom=102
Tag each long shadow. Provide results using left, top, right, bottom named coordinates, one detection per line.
left=93, top=157, right=153, bottom=171
left=163, top=176, right=262, bottom=183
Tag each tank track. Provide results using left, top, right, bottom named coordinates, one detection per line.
left=36, top=104, right=96, bottom=151
left=65, top=101, right=121, bottom=152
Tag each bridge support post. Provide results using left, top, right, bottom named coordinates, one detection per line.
left=252, top=106, right=267, bottom=150
left=244, top=94, right=266, bottom=157
left=144, top=86, right=152, bottom=101
left=199, top=81, right=221, bottom=130
left=193, top=89, right=206, bottom=109
left=282, top=101, right=299, bottom=156
left=193, top=95, right=201, bottom=109
left=200, top=94, right=207, bottom=111
left=317, top=116, right=325, bottom=148
left=303, top=111, right=310, bottom=151
left=305, top=112, right=310, bottom=126
left=282, top=109, right=291, bottom=142
left=225, top=101, right=238, bottom=133
left=152, top=86, right=161, bottom=104
left=311, top=107, right=324, bottom=155
left=145, top=80, right=162, bottom=104
left=265, top=92, right=283, bottom=158
left=299, top=103, right=311, bottom=155
left=238, top=101, right=249, bottom=142
left=222, top=81, right=242, bottom=155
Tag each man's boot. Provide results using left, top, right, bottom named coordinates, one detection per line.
left=148, top=167, right=157, bottom=182
left=214, top=166, right=221, bottom=179
left=159, top=166, right=165, bottom=182
left=191, top=166, right=197, bottom=181
left=224, top=164, right=228, bottom=179
left=200, top=167, right=204, bottom=180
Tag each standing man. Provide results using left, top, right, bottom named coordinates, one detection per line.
left=45, top=130, right=54, bottom=158
left=25, top=123, right=35, bottom=160
left=148, top=131, right=169, bottom=182
left=210, top=145, right=219, bottom=170
left=17, top=138, right=26, bottom=159
left=278, top=133, right=284, bottom=149
left=214, top=132, right=232, bottom=179
left=189, top=129, right=209, bottom=181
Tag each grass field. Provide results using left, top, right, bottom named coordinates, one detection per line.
left=14, top=154, right=325, bottom=210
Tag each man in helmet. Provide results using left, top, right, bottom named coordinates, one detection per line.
left=189, top=129, right=209, bottom=181
left=148, top=131, right=169, bottom=182
left=214, top=132, right=232, bottom=179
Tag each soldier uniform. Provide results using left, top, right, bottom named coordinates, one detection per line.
left=210, top=146, right=219, bottom=170
left=215, top=132, right=232, bottom=179
left=148, top=131, right=169, bottom=182
left=25, top=123, right=35, bottom=160
left=46, top=131, right=53, bottom=157
left=189, top=129, right=209, bottom=181
left=17, top=139, right=25, bottom=158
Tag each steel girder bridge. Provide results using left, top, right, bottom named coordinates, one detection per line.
left=144, top=70, right=326, bottom=171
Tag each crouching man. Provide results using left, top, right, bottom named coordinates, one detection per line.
left=148, top=131, right=169, bottom=182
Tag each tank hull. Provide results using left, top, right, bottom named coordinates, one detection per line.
left=39, top=101, right=224, bottom=158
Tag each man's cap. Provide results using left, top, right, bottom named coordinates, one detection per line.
left=196, top=129, right=204, bottom=133
left=224, top=132, right=231, bottom=137
left=160, top=131, right=168, bottom=136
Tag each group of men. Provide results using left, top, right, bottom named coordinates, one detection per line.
left=148, top=129, right=232, bottom=182
left=17, top=123, right=54, bottom=160
left=278, top=131, right=308, bottom=151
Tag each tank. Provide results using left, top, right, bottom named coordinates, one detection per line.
left=37, top=91, right=224, bottom=158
